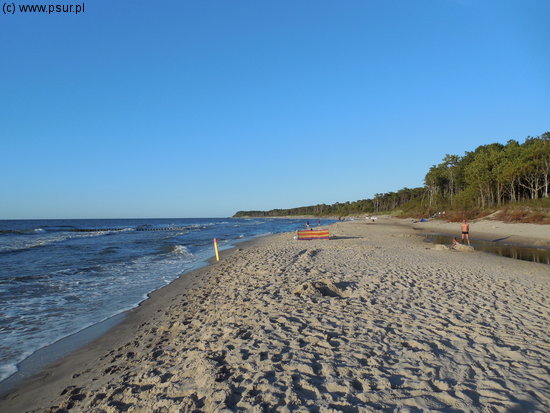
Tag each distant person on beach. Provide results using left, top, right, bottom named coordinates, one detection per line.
left=306, top=221, right=310, bottom=228
left=461, top=220, right=470, bottom=245
left=453, top=237, right=459, bottom=247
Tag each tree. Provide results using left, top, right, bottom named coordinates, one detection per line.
left=442, top=154, right=460, bottom=205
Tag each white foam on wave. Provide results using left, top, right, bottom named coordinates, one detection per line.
left=0, top=363, right=18, bottom=382
left=0, top=230, right=114, bottom=253
left=169, top=245, right=192, bottom=256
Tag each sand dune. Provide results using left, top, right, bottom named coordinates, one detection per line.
left=1, top=220, right=549, bottom=412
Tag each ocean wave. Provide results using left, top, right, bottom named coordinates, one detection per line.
left=42, top=225, right=76, bottom=228
left=66, top=228, right=134, bottom=233
left=100, top=246, right=119, bottom=254
left=0, top=226, right=77, bottom=235
left=0, top=274, right=51, bottom=284
left=0, top=230, right=115, bottom=254
left=135, top=225, right=193, bottom=232
left=0, top=228, right=43, bottom=235
left=0, top=363, right=18, bottom=383
left=164, top=245, right=193, bottom=256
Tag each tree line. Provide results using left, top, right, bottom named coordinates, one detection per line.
left=233, top=132, right=550, bottom=218
left=425, top=132, right=549, bottom=209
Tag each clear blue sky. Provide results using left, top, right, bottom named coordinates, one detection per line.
left=1, top=0, right=548, bottom=218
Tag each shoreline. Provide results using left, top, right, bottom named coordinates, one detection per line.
left=1, top=219, right=549, bottom=412
left=0, top=218, right=280, bottom=396
left=0, top=221, right=312, bottom=399
left=0, top=236, right=252, bottom=400
left=0, top=312, right=126, bottom=397
left=0, top=241, right=247, bottom=411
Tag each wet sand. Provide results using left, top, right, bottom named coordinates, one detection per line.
left=1, top=219, right=549, bottom=412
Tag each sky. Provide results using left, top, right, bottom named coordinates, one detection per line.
left=1, top=0, right=549, bottom=219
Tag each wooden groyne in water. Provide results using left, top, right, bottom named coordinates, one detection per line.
left=68, top=227, right=190, bottom=232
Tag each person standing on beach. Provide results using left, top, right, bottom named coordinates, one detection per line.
left=461, top=219, right=470, bottom=245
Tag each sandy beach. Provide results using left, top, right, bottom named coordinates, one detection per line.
left=1, top=218, right=549, bottom=412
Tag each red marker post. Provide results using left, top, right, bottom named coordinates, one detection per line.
left=213, top=238, right=220, bottom=261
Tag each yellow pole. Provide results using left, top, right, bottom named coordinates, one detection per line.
left=213, top=238, right=220, bottom=261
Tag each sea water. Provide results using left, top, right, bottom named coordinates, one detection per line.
left=0, top=218, right=330, bottom=383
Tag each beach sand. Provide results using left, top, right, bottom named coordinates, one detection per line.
left=1, top=218, right=549, bottom=412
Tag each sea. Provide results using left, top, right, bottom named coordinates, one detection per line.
left=0, top=217, right=330, bottom=384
